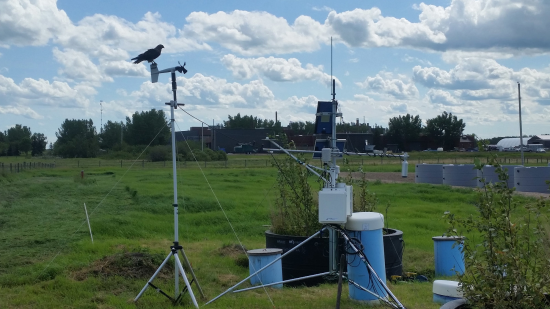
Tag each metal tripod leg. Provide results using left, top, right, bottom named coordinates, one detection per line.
left=134, top=249, right=200, bottom=308
left=135, top=251, right=173, bottom=301
left=179, top=248, right=205, bottom=298
left=174, top=253, right=199, bottom=308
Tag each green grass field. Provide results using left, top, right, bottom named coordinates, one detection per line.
left=0, top=155, right=546, bottom=308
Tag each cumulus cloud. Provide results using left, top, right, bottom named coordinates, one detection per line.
left=53, top=48, right=112, bottom=85
left=5, top=1, right=550, bottom=58
left=181, top=10, right=327, bottom=56
left=221, top=54, right=341, bottom=87
left=427, top=89, right=461, bottom=105
left=356, top=72, right=419, bottom=100
left=0, top=105, right=42, bottom=119
left=379, top=102, right=409, bottom=113
left=0, top=0, right=71, bottom=46
left=130, top=73, right=275, bottom=108
left=327, top=8, right=445, bottom=49
left=313, top=6, right=333, bottom=12
left=0, top=74, right=93, bottom=117
left=413, top=58, right=550, bottom=104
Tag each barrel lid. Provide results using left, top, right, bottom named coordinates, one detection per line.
left=247, top=248, right=283, bottom=256
left=432, top=236, right=463, bottom=241
left=345, top=212, right=384, bottom=231
left=433, top=280, right=463, bottom=298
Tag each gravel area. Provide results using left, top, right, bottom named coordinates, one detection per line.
left=340, top=172, right=550, bottom=199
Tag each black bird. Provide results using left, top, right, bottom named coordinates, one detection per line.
left=131, top=44, right=164, bottom=64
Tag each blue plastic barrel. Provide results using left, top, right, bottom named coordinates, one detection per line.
left=345, top=212, right=387, bottom=303
left=248, top=248, right=283, bottom=288
left=433, top=236, right=464, bottom=276
left=433, top=280, right=463, bottom=304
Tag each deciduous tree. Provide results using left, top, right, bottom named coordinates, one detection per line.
left=425, top=111, right=465, bottom=150
left=125, top=109, right=169, bottom=146
left=54, top=119, right=99, bottom=158
left=31, top=133, right=47, bottom=156
left=387, top=114, right=422, bottom=151
left=100, top=121, right=124, bottom=149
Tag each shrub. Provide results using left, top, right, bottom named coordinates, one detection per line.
left=270, top=143, right=321, bottom=236
left=148, top=145, right=170, bottom=162
left=444, top=156, right=550, bottom=309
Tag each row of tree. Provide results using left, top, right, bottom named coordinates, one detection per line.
left=53, top=109, right=170, bottom=158
left=386, top=112, right=466, bottom=151
left=0, top=125, right=48, bottom=156
left=226, top=112, right=466, bottom=152
left=2, top=109, right=467, bottom=158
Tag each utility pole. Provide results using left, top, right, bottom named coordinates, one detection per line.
left=120, top=121, right=123, bottom=146
left=518, top=83, right=524, bottom=165
left=201, top=122, right=204, bottom=151
left=100, top=100, right=103, bottom=134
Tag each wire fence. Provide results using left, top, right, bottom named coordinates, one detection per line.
left=0, top=161, right=56, bottom=173
left=2, top=155, right=549, bottom=173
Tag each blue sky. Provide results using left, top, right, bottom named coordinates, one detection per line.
left=1, top=0, right=550, bottom=144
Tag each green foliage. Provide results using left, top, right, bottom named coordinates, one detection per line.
left=224, top=113, right=282, bottom=130
left=31, top=133, right=47, bottom=156
left=387, top=114, right=423, bottom=152
left=445, top=157, right=550, bottom=308
left=336, top=122, right=371, bottom=133
left=288, top=121, right=315, bottom=134
left=425, top=111, right=465, bottom=150
left=148, top=145, right=170, bottom=162
left=270, top=147, right=321, bottom=236
left=3, top=124, right=32, bottom=156
left=100, top=120, right=124, bottom=150
left=175, top=140, right=227, bottom=161
left=124, top=109, right=169, bottom=146
left=54, top=119, right=99, bottom=158
left=340, top=164, right=378, bottom=212
left=371, top=125, right=387, bottom=150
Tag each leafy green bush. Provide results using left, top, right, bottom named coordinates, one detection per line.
left=444, top=157, right=550, bottom=308
left=270, top=145, right=321, bottom=236
left=148, top=145, right=170, bottom=162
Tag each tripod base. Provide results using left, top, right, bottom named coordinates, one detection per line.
left=134, top=245, right=200, bottom=308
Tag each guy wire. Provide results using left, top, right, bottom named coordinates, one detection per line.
left=35, top=123, right=169, bottom=281
left=173, top=118, right=275, bottom=307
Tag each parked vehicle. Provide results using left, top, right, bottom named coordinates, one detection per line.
left=536, top=148, right=546, bottom=153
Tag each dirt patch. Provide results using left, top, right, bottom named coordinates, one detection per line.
left=73, top=252, right=172, bottom=281
left=218, top=244, right=247, bottom=259
left=218, top=244, right=249, bottom=268
left=217, top=273, right=240, bottom=286
left=340, top=172, right=550, bottom=199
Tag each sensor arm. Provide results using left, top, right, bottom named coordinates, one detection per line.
left=265, top=138, right=328, bottom=183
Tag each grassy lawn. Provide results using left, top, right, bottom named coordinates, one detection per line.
left=0, top=156, right=545, bottom=308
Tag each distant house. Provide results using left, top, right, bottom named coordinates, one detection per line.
left=175, top=127, right=212, bottom=148
left=212, top=128, right=274, bottom=153
left=528, top=135, right=550, bottom=148
left=458, top=135, right=476, bottom=149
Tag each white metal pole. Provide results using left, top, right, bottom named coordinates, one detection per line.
left=202, top=122, right=204, bottom=151
left=518, top=83, right=524, bottom=165
left=83, top=203, right=93, bottom=243
left=170, top=71, right=180, bottom=296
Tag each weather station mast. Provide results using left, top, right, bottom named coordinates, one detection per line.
left=130, top=45, right=203, bottom=307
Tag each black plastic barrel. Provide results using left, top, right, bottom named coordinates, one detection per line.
left=265, top=230, right=342, bottom=286
left=266, top=228, right=404, bottom=285
left=383, top=228, right=404, bottom=277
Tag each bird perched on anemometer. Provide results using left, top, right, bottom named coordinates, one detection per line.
left=131, top=44, right=164, bottom=64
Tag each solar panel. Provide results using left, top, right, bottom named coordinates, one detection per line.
left=314, top=101, right=335, bottom=135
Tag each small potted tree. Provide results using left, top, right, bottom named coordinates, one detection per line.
left=443, top=157, right=550, bottom=308
left=265, top=149, right=331, bottom=286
